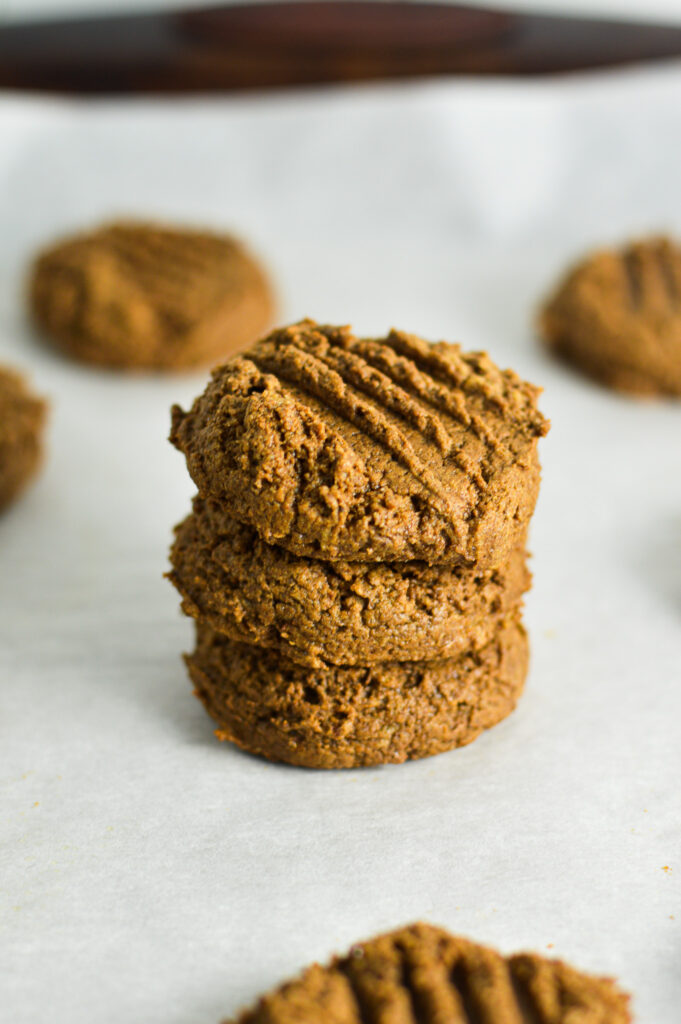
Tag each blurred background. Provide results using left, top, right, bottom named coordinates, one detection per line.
left=2, top=0, right=681, bottom=24
left=3, top=0, right=681, bottom=94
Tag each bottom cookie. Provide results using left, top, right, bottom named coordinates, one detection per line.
left=226, top=923, right=631, bottom=1024
left=185, top=618, right=528, bottom=769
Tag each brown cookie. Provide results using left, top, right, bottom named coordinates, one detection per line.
left=226, top=922, right=631, bottom=1024
left=169, top=497, right=530, bottom=667
left=29, top=221, right=274, bottom=371
left=186, top=617, right=528, bottom=768
left=0, top=366, right=47, bottom=512
left=541, top=235, right=681, bottom=395
left=171, top=320, right=548, bottom=567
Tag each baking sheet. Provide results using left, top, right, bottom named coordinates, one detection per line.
left=1, top=66, right=680, bottom=1024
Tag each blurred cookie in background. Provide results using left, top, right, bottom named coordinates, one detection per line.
left=540, top=236, right=681, bottom=396
left=0, top=366, right=47, bottom=512
left=29, top=221, right=274, bottom=371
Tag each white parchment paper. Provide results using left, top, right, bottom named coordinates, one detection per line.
left=1, top=67, right=680, bottom=1024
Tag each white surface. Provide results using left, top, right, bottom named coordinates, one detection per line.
left=1, top=67, right=680, bottom=1024
left=3, top=0, right=681, bottom=27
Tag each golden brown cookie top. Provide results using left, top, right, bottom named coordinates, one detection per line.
left=29, top=220, right=273, bottom=371
left=171, top=320, right=548, bottom=567
left=228, top=923, right=631, bottom=1024
left=541, top=235, right=681, bottom=395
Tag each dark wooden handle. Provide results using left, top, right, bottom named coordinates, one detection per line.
left=1, top=1, right=681, bottom=93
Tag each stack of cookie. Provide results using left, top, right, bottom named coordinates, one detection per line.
left=169, top=320, right=548, bottom=768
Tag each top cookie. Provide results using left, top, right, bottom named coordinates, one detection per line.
left=228, top=922, right=631, bottom=1024
left=29, top=221, right=274, bottom=371
left=171, top=320, right=547, bottom=567
left=541, top=236, right=681, bottom=395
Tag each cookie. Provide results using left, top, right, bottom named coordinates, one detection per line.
left=541, top=235, right=681, bottom=395
left=0, top=366, right=47, bottom=512
left=170, top=320, right=548, bottom=568
left=227, top=922, right=631, bottom=1024
left=169, top=497, right=530, bottom=667
left=29, top=221, right=274, bottom=371
left=186, top=617, right=528, bottom=768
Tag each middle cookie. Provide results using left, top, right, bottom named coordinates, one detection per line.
left=169, top=497, right=530, bottom=668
